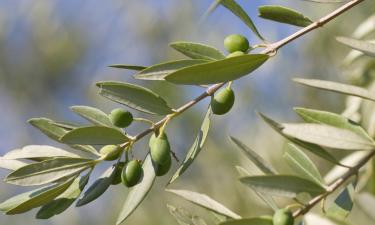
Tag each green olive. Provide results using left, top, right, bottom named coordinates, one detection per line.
left=149, top=132, right=171, bottom=165
left=100, top=145, right=122, bottom=161
left=121, top=160, right=143, bottom=187
left=211, top=87, right=235, bottom=115
left=111, top=162, right=125, bottom=185
left=273, top=209, right=294, bottom=225
left=109, top=108, right=133, bottom=128
left=153, top=154, right=172, bottom=176
left=224, top=34, right=249, bottom=53
left=226, top=51, right=246, bottom=58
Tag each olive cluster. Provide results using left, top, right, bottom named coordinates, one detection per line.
left=211, top=34, right=251, bottom=115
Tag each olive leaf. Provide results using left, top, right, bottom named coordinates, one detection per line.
left=97, top=81, right=174, bottom=115
left=166, top=189, right=241, bottom=219
left=0, top=157, right=28, bottom=171
left=293, top=78, right=375, bottom=102
left=0, top=177, right=76, bottom=215
left=240, top=175, right=327, bottom=198
left=258, top=5, right=313, bottom=27
left=134, top=59, right=209, bottom=80
left=108, top=64, right=146, bottom=71
left=70, top=105, right=114, bottom=127
left=219, top=217, right=273, bottom=225
left=230, top=136, right=276, bottom=174
left=116, top=155, right=156, bottom=225
left=294, top=107, right=373, bottom=141
left=5, top=158, right=94, bottom=186
left=170, top=42, right=225, bottom=61
left=36, top=173, right=90, bottom=219
left=165, top=54, right=269, bottom=85
left=283, top=143, right=325, bottom=186
left=167, top=204, right=208, bottom=225
left=355, top=193, right=375, bottom=222
left=60, top=126, right=128, bottom=145
left=169, top=108, right=212, bottom=184
left=258, top=113, right=340, bottom=165
left=220, top=0, right=265, bottom=41
left=3, top=145, right=81, bottom=160
left=282, top=123, right=375, bottom=151
left=353, top=14, right=375, bottom=39
left=28, top=118, right=99, bottom=156
left=76, top=165, right=117, bottom=207
left=337, top=37, right=375, bottom=58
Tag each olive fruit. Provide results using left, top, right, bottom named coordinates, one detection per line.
left=153, top=154, right=172, bottom=176
left=226, top=51, right=245, bottom=58
left=100, top=145, right=122, bottom=161
left=273, top=209, right=294, bottom=225
left=112, top=162, right=125, bottom=185
left=121, top=160, right=143, bottom=187
left=224, top=34, right=249, bottom=53
left=211, top=87, right=235, bottom=115
left=109, top=108, right=133, bottom=128
left=149, top=132, right=171, bottom=165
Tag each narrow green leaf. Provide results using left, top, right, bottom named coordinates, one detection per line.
left=284, top=143, right=325, bottom=186
left=258, top=5, right=313, bottom=27
left=167, top=204, right=208, bottom=225
left=326, top=182, right=355, bottom=219
left=219, top=217, right=273, bottom=225
left=166, top=189, right=241, bottom=219
left=294, top=78, right=375, bottom=102
left=356, top=193, right=375, bottom=222
left=170, top=42, right=225, bottom=61
left=5, top=158, right=93, bottom=186
left=60, top=126, right=128, bottom=145
left=353, top=14, right=375, bottom=39
left=134, top=59, right=208, bottom=80
left=71, top=105, right=114, bottom=127
left=3, top=145, right=80, bottom=160
left=36, top=173, right=90, bottom=219
left=97, top=81, right=173, bottom=115
left=50, top=121, right=81, bottom=130
left=258, top=113, right=340, bottom=164
left=282, top=123, right=375, bottom=151
left=0, top=157, right=28, bottom=171
left=220, top=0, right=265, bottom=40
left=116, top=155, right=156, bottom=225
left=28, top=118, right=99, bottom=156
left=337, top=37, right=375, bottom=58
left=169, top=108, right=212, bottom=184
left=108, top=64, right=146, bottom=71
left=0, top=178, right=75, bottom=215
left=240, top=175, right=326, bottom=198
left=76, top=165, right=116, bottom=207
left=294, top=107, right=373, bottom=141
left=230, top=136, right=276, bottom=174
left=165, top=54, right=269, bottom=85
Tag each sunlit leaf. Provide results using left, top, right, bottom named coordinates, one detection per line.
left=108, top=64, right=146, bottom=71
left=5, top=158, right=94, bottom=186
left=0, top=178, right=75, bottom=215
left=60, top=126, right=128, bottom=145
left=220, top=0, right=265, bottom=40
left=97, top=81, right=173, bottom=115
left=230, top=136, right=276, bottom=174
left=134, top=59, right=208, bottom=80
left=284, top=143, right=325, bottom=186
left=356, top=192, right=375, bottom=222
left=3, top=145, right=80, bottom=160
left=258, top=5, right=313, bottom=27
left=165, top=54, right=269, bottom=85
left=169, top=108, right=212, bottom=184
left=353, top=14, right=375, bottom=39
left=36, top=173, right=90, bottom=219
left=294, top=78, right=375, bottom=102
left=170, top=42, right=225, bottom=61
left=71, top=105, right=114, bottom=127
left=304, top=213, right=349, bottom=225
left=116, top=155, right=156, bottom=225
left=76, top=165, right=117, bottom=207
left=0, top=157, right=28, bottom=171
left=166, top=189, right=241, bottom=219
left=240, top=175, right=326, bottom=198
left=337, top=37, right=375, bottom=58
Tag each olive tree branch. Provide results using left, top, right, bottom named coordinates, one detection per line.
left=293, top=150, right=375, bottom=218
left=125, top=0, right=364, bottom=145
